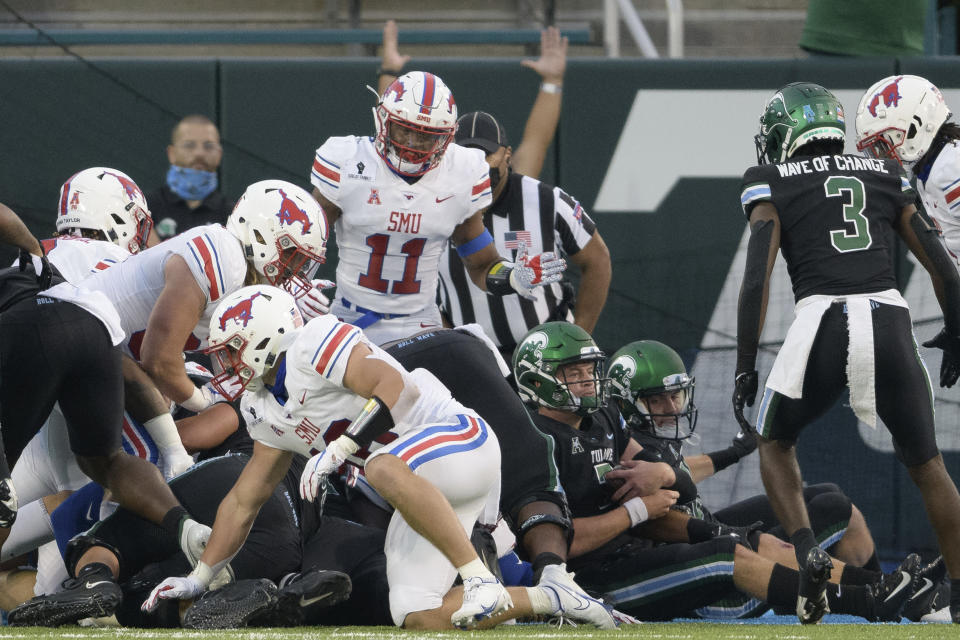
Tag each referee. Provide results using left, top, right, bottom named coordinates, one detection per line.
left=439, top=111, right=611, bottom=360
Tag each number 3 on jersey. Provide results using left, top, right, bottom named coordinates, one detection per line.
left=357, top=233, right=427, bottom=294
left=825, top=176, right=872, bottom=253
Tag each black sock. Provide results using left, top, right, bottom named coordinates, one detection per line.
left=790, top=528, right=817, bottom=566
left=160, top=505, right=190, bottom=537
left=840, top=564, right=879, bottom=586
left=826, top=583, right=872, bottom=619
left=531, top=552, right=565, bottom=583
left=763, top=563, right=799, bottom=608
left=862, top=551, right=881, bottom=572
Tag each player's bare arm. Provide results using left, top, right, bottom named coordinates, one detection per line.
left=140, top=255, right=208, bottom=404
left=569, top=231, right=612, bottom=333
left=0, top=203, right=42, bottom=256
left=311, top=188, right=342, bottom=226
left=452, top=209, right=503, bottom=290
left=569, top=488, right=678, bottom=559
left=199, top=441, right=294, bottom=573
left=175, top=402, right=243, bottom=454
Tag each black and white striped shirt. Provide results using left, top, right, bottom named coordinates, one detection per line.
left=439, top=171, right=597, bottom=353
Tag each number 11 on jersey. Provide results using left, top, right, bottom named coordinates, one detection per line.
left=357, top=233, right=426, bottom=294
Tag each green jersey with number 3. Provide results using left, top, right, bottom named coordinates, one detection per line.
left=740, top=154, right=915, bottom=302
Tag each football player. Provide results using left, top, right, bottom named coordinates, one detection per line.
left=45, top=179, right=328, bottom=414
left=736, top=81, right=960, bottom=624
left=309, top=70, right=565, bottom=344
left=515, top=322, right=916, bottom=622
left=609, top=339, right=941, bottom=620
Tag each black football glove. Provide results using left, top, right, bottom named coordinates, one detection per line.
left=922, top=328, right=960, bottom=388
left=17, top=247, right=52, bottom=290
left=732, top=370, right=758, bottom=433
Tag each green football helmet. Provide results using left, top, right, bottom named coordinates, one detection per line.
left=755, top=82, right=846, bottom=165
left=513, top=321, right=607, bottom=415
left=607, top=340, right=697, bottom=440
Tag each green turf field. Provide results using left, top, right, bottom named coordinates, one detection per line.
left=0, top=624, right=956, bottom=640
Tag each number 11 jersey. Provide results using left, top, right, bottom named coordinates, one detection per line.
left=311, top=135, right=492, bottom=315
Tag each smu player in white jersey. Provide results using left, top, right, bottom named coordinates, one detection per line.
left=310, top=71, right=566, bottom=344
left=47, top=179, right=329, bottom=417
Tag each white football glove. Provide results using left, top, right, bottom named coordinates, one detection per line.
left=509, top=241, right=566, bottom=300
left=141, top=574, right=205, bottom=612
left=299, top=436, right=359, bottom=502
left=293, top=278, right=336, bottom=321
left=158, top=446, right=194, bottom=481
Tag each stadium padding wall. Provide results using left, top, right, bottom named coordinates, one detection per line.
left=1, top=55, right=958, bottom=558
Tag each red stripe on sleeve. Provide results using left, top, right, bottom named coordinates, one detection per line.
left=946, top=185, right=960, bottom=204
left=314, top=324, right=354, bottom=376
left=472, top=177, right=491, bottom=196
left=190, top=237, right=221, bottom=301
left=313, top=158, right=340, bottom=183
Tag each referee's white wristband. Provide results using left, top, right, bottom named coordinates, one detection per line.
left=540, top=82, right=562, bottom=94
left=623, top=497, right=649, bottom=527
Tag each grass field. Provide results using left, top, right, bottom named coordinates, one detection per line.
left=0, top=623, right=957, bottom=640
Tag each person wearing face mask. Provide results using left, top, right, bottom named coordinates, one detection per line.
left=438, top=112, right=611, bottom=363
left=147, top=115, right=234, bottom=241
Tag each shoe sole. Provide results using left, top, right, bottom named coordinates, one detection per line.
left=9, top=589, right=122, bottom=627
left=183, top=579, right=278, bottom=630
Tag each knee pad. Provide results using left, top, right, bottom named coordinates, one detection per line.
left=515, top=496, right=574, bottom=549
left=64, top=533, right=122, bottom=578
left=807, top=490, right=852, bottom=542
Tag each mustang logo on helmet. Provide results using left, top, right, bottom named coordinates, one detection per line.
left=867, top=77, right=903, bottom=117
left=275, top=188, right=312, bottom=234
left=103, top=170, right=144, bottom=202
left=218, top=292, right=262, bottom=331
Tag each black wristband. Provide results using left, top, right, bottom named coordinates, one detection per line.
left=345, top=395, right=395, bottom=449
left=707, top=446, right=741, bottom=472
left=485, top=260, right=515, bottom=296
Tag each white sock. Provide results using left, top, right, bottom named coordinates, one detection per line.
left=2, top=499, right=52, bottom=561
left=526, top=586, right=556, bottom=615
left=144, top=413, right=183, bottom=450
left=457, top=557, right=495, bottom=582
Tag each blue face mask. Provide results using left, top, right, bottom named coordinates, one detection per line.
left=166, top=165, right=218, bottom=201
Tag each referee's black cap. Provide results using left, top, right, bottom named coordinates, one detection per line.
left=455, top=111, right=508, bottom=155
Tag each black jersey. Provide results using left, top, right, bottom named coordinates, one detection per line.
left=740, top=154, right=915, bottom=302
left=632, top=429, right=709, bottom=520
left=530, top=401, right=631, bottom=518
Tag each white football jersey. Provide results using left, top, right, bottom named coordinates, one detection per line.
left=51, top=224, right=248, bottom=358
left=39, top=236, right=129, bottom=283
left=311, top=136, right=492, bottom=315
left=240, top=314, right=472, bottom=465
left=917, top=141, right=960, bottom=264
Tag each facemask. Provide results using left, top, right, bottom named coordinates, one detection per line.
left=167, top=165, right=218, bottom=201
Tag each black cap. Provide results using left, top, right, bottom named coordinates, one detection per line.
left=455, top=111, right=508, bottom=155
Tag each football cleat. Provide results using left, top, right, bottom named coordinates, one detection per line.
left=258, top=568, right=352, bottom=626
left=864, top=557, right=918, bottom=622
left=902, top=556, right=947, bottom=622
left=9, top=563, right=122, bottom=627
left=537, top=563, right=617, bottom=629
left=182, top=579, right=278, bottom=629
left=451, top=576, right=513, bottom=629
left=796, top=547, right=832, bottom=624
